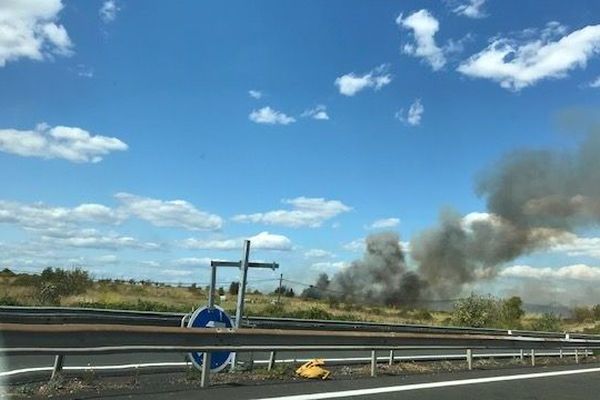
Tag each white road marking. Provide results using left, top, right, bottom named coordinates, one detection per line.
left=251, top=366, right=600, bottom=400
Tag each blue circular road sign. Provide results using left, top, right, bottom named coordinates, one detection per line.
left=187, top=305, right=233, bottom=372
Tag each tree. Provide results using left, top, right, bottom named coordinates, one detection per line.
left=499, top=296, right=524, bottom=327
left=218, top=286, right=225, bottom=296
left=451, top=294, right=498, bottom=328
left=531, top=313, right=562, bottom=332
left=285, top=288, right=295, bottom=298
left=229, top=281, right=240, bottom=295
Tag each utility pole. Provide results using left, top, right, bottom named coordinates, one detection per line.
left=277, top=273, right=283, bottom=303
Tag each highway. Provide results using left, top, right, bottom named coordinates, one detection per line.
left=99, top=364, right=600, bottom=400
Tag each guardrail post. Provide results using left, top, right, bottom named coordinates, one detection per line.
left=268, top=351, right=277, bottom=371
left=466, top=348, right=473, bottom=370
left=51, top=355, right=64, bottom=380
left=247, top=352, right=254, bottom=371
left=371, top=350, right=377, bottom=377
left=388, top=350, right=395, bottom=366
left=575, top=348, right=579, bottom=364
left=559, top=348, right=563, bottom=359
left=201, top=352, right=211, bottom=388
left=520, top=349, right=524, bottom=361
left=531, top=349, right=535, bottom=366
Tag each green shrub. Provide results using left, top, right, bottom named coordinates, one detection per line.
left=0, top=296, right=22, bottom=306
left=572, top=306, right=593, bottom=322
left=530, top=313, right=562, bottom=332
left=451, top=294, right=499, bottom=328
left=37, top=282, right=61, bottom=306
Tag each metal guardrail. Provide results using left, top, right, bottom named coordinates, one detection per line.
left=2, top=306, right=597, bottom=340
left=1, top=323, right=598, bottom=387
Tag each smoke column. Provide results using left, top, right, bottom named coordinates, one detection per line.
left=330, top=232, right=423, bottom=305
left=326, top=127, right=600, bottom=304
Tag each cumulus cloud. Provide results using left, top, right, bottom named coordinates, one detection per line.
left=305, top=249, right=335, bottom=259
left=366, top=218, right=401, bottom=230
left=395, top=99, right=424, bottom=126
left=0, top=200, right=121, bottom=235
left=0, top=123, right=127, bottom=163
left=99, top=0, right=120, bottom=23
left=334, top=64, right=392, bottom=96
left=248, top=90, right=263, bottom=99
left=115, top=193, right=223, bottom=231
left=452, top=0, right=487, bottom=18
left=0, top=0, right=73, bottom=67
left=458, top=22, right=600, bottom=90
left=549, top=234, right=600, bottom=259
left=182, top=231, right=293, bottom=251
left=40, top=228, right=158, bottom=250
left=302, top=105, right=329, bottom=120
left=311, top=261, right=349, bottom=272
left=249, top=106, right=295, bottom=125
left=343, top=238, right=365, bottom=252
left=589, top=76, right=600, bottom=88
left=172, top=257, right=212, bottom=267
left=500, top=264, right=600, bottom=281
left=232, top=197, right=351, bottom=228
left=396, top=10, right=446, bottom=70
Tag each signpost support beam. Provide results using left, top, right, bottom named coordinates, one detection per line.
left=201, top=352, right=211, bottom=388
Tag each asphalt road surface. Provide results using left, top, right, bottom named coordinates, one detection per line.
left=100, top=363, right=600, bottom=400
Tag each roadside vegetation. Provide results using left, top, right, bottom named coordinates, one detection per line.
left=0, top=267, right=597, bottom=332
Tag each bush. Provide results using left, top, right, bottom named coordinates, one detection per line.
left=451, top=294, right=499, bottom=328
left=530, top=313, right=562, bottom=332
left=37, top=282, right=61, bottom=306
left=0, top=296, right=22, bottom=306
left=572, top=306, right=593, bottom=322
left=498, top=296, right=524, bottom=328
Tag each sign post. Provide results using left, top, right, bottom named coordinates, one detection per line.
left=206, top=240, right=279, bottom=370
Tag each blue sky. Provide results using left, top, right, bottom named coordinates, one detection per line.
left=0, top=0, right=599, bottom=303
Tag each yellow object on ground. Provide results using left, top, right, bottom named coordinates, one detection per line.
left=296, top=359, right=331, bottom=379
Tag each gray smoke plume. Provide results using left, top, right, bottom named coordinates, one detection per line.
left=330, top=232, right=424, bottom=305
left=323, top=128, right=600, bottom=304
left=412, top=128, right=600, bottom=298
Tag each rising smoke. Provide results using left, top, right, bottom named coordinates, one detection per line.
left=330, top=232, right=424, bottom=305
left=324, top=127, right=600, bottom=304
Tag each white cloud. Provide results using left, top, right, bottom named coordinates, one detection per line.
left=232, top=197, right=351, bottom=228
left=0, top=0, right=73, bottom=67
left=115, top=193, right=222, bottom=231
left=549, top=234, right=600, bottom=259
left=0, top=123, right=127, bottom=163
left=173, top=257, right=211, bottom=267
left=0, top=200, right=121, bottom=234
left=334, top=64, right=392, bottom=96
left=248, top=90, right=263, bottom=99
left=589, top=76, right=600, bottom=88
left=343, top=238, right=365, bottom=252
left=500, top=264, right=600, bottom=281
left=302, top=105, right=329, bottom=120
left=305, top=249, right=335, bottom=259
left=40, top=228, right=158, bottom=250
left=249, top=107, right=295, bottom=125
left=100, top=0, right=120, bottom=23
left=395, top=99, right=424, bottom=126
left=182, top=231, right=292, bottom=251
left=458, top=22, right=600, bottom=90
left=366, top=218, right=400, bottom=230
left=311, top=261, right=349, bottom=272
left=452, top=0, right=487, bottom=19
left=74, top=64, right=94, bottom=78
left=396, top=10, right=446, bottom=70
